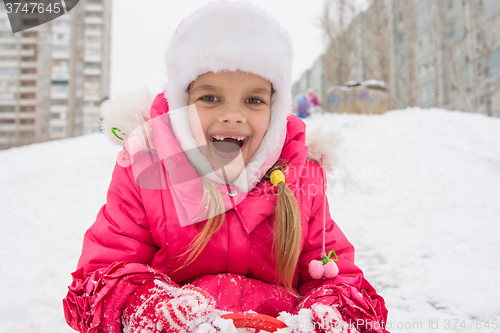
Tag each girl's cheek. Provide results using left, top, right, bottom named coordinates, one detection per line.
left=188, top=104, right=209, bottom=146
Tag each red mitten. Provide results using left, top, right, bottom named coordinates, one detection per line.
left=156, top=284, right=216, bottom=333
left=122, top=279, right=180, bottom=333
left=122, top=280, right=217, bottom=333
left=311, top=303, right=359, bottom=333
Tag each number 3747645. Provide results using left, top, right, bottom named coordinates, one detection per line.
left=5, top=2, right=62, bottom=14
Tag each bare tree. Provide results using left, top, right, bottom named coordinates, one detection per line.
left=401, top=0, right=417, bottom=106
left=321, top=0, right=357, bottom=88
left=473, top=13, right=500, bottom=116
left=446, top=0, right=500, bottom=116
left=434, top=0, right=447, bottom=107
left=363, top=0, right=391, bottom=86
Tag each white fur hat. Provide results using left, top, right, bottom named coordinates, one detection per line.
left=164, top=0, right=294, bottom=192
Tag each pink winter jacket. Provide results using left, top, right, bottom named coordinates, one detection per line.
left=63, top=93, right=388, bottom=332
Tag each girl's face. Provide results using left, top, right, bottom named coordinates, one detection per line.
left=187, top=70, right=272, bottom=181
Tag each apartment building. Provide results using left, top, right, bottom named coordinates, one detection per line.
left=0, top=0, right=111, bottom=150
left=295, top=0, right=500, bottom=117
left=390, top=0, right=500, bottom=115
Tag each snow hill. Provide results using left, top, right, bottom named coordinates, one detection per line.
left=1, top=108, right=499, bottom=333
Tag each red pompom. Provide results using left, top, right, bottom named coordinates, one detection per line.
left=324, top=260, right=339, bottom=279
left=308, top=260, right=325, bottom=279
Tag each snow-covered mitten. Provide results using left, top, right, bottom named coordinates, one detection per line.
left=310, top=303, right=359, bottom=333
left=155, top=284, right=217, bottom=333
left=122, top=279, right=180, bottom=333
left=277, top=308, right=316, bottom=333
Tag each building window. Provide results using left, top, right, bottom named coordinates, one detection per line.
left=53, top=45, right=69, bottom=53
left=399, top=54, right=405, bottom=66
left=20, top=119, right=35, bottom=125
left=86, top=36, right=101, bottom=43
left=0, top=93, right=15, bottom=100
left=398, top=31, right=404, bottom=44
left=85, top=63, right=100, bottom=69
left=417, top=39, right=424, bottom=52
left=0, top=106, right=15, bottom=112
left=0, top=44, right=17, bottom=50
left=51, top=126, right=67, bottom=133
left=448, top=22, right=455, bottom=37
left=86, top=12, right=102, bottom=18
left=0, top=68, right=17, bottom=76
left=52, top=100, right=68, bottom=105
left=0, top=56, right=17, bottom=61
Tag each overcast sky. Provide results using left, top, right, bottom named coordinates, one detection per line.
left=108, top=0, right=328, bottom=97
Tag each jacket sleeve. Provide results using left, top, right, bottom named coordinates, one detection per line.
left=295, top=163, right=389, bottom=333
left=63, top=163, right=167, bottom=333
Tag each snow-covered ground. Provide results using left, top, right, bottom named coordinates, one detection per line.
left=1, top=107, right=499, bottom=332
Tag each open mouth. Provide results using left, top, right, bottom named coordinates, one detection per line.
left=209, top=135, right=248, bottom=160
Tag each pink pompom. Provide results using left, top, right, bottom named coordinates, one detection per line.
left=323, top=260, right=339, bottom=279
left=117, top=149, right=134, bottom=167
left=308, top=260, right=325, bottom=279
left=125, top=136, right=143, bottom=155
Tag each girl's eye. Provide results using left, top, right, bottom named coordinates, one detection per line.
left=200, top=95, right=219, bottom=102
left=246, top=97, right=264, bottom=104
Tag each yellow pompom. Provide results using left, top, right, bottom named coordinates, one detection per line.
left=270, top=170, right=285, bottom=187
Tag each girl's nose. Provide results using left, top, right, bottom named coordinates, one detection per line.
left=218, top=104, right=246, bottom=124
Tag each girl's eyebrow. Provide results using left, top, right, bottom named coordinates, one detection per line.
left=249, top=87, right=271, bottom=94
left=191, top=84, right=218, bottom=93
left=191, top=85, right=271, bottom=94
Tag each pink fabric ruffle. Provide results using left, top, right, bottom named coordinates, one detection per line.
left=63, top=262, right=174, bottom=333
left=294, top=276, right=388, bottom=333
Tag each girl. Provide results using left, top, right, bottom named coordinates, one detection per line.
left=63, top=2, right=388, bottom=333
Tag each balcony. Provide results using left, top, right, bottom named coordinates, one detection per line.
left=0, top=50, right=18, bottom=57
left=51, top=72, right=69, bottom=81
left=84, top=17, right=103, bottom=25
left=0, top=99, right=16, bottom=105
left=50, top=105, right=68, bottom=113
left=83, top=68, right=101, bottom=75
left=20, top=49, right=36, bottom=57
left=84, top=29, right=102, bottom=37
left=52, top=52, right=70, bottom=60
left=50, top=91, right=69, bottom=99
left=85, top=4, right=104, bottom=12
left=0, top=113, right=16, bottom=119
left=19, top=86, right=37, bottom=93
left=18, top=112, right=36, bottom=119
left=83, top=106, right=100, bottom=114
left=0, top=61, right=18, bottom=68
left=19, top=99, right=37, bottom=106
left=83, top=55, right=102, bottom=63
left=19, top=74, right=37, bottom=80
left=0, top=124, right=16, bottom=131
left=20, top=62, right=37, bottom=68
left=20, top=37, right=37, bottom=44
left=18, top=124, right=36, bottom=131
left=83, top=94, right=101, bottom=102
left=50, top=118, right=67, bottom=126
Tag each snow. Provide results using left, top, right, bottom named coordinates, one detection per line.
left=1, top=107, right=499, bottom=332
